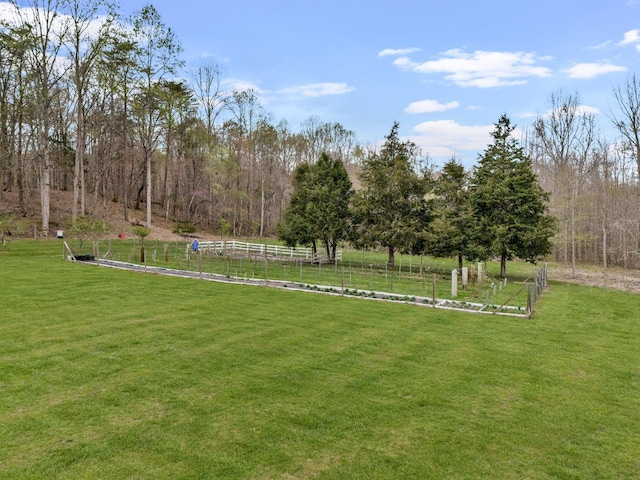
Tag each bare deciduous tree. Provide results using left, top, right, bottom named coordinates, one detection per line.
left=10, top=0, right=71, bottom=232
left=611, top=74, right=640, bottom=181
left=532, top=90, right=596, bottom=277
left=130, top=4, right=183, bottom=228
left=64, top=0, right=116, bottom=222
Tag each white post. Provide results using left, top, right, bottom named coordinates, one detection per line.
left=477, top=262, right=483, bottom=282
left=451, top=269, right=458, bottom=298
left=461, top=267, right=468, bottom=290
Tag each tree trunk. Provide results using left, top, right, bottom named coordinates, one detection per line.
left=72, top=103, right=84, bottom=222
left=17, top=154, right=24, bottom=216
left=40, top=139, right=51, bottom=231
left=570, top=193, right=576, bottom=278
left=146, top=148, right=152, bottom=228
left=17, top=118, right=25, bottom=216
left=387, top=244, right=395, bottom=268
left=122, top=101, right=129, bottom=221
left=135, top=181, right=144, bottom=211
left=602, top=203, right=607, bottom=276
left=500, top=252, right=507, bottom=279
left=162, top=130, right=170, bottom=211
left=122, top=159, right=129, bottom=221
left=259, top=176, right=265, bottom=237
left=80, top=147, right=86, bottom=216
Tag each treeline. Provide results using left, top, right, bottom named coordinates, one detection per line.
left=0, top=1, right=639, bottom=271
left=0, top=0, right=359, bottom=238
left=530, top=89, right=640, bottom=272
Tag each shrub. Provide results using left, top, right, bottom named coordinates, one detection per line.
left=173, top=222, right=196, bottom=237
left=69, top=215, right=108, bottom=248
left=0, top=214, right=26, bottom=251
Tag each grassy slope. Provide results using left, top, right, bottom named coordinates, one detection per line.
left=0, top=242, right=638, bottom=479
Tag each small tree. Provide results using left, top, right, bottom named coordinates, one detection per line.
left=470, top=114, right=555, bottom=278
left=69, top=215, right=108, bottom=249
left=131, top=225, right=150, bottom=262
left=0, top=214, right=26, bottom=251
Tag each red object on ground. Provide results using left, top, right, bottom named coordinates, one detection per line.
left=118, top=233, right=126, bottom=239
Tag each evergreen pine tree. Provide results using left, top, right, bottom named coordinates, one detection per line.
left=277, top=153, right=352, bottom=261
left=352, top=123, right=430, bottom=267
left=471, top=114, right=555, bottom=278
left=425, top=159, right=474, bottom=270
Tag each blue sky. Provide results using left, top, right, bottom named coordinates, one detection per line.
left=10, top=0, right=640, bottom=167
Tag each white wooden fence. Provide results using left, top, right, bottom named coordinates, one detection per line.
left=197, top=240, right=342, bottom=263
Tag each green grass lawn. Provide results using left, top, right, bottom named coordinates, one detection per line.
left=1, top=241, right=638, bottom=479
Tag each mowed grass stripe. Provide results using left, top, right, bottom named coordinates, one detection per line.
left=1, top=241, right=639, bottom=478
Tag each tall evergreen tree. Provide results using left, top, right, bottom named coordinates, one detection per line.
left=471, top=114, right=555, bottom=278
left=309, top=152, right=352, bottom=261
left=425, top=158, right=474, bottom=270
left=277, top=163, right=314, bottom=250
left=352, top=122, right=430, bottom=267
left=277, top=152, right=352, bottom=261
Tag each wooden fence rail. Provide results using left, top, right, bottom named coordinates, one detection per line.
left=196, top=240, right=342, bottom=264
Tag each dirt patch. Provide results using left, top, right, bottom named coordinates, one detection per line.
left=0, top=189, right=218, bottom=243
left=548, top=264, right=640, bottom=294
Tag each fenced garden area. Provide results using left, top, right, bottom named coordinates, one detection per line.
left=1, top=239, right=639, bottom=478
left=69, top=237, right=546, bottom=316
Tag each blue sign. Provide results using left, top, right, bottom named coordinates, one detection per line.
left=192, top=239, right=199, bottom=252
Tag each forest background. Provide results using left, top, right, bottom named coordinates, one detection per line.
left=0, top=0, right=639, bottom=276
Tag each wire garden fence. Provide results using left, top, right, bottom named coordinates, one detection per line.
left=71, top=238, right=548, bottom=317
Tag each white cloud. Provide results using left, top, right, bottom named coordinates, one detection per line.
left=619, top=29, right=640, bottom=45
left=391, top=49, right=552, bottom=88
left=0, top=1, right=110, bottom=41
left=278, top=82, right=355, bottom=98
left=590, top=40, right=613, bottom=50
left=379, top=47, right=421, bottom=57
left=200, top=52, right=227, bottom=61
left=521, top=104, right=601, bottom=120
left=223, top=79, right=264, bottom=94
left=565, top=62, right=627, bottom=79
left=408, top=120, right=494, bottom=160
left=536, top=105, right=601, bottom=119
left=519, top=111, right=542, bottom=119
left=392, top=56, right=418, bottom=69
left=0, top=2, right=15, bottom=19
left=576, top=105, right=601, bottom=115
left=405, top=99, right=460, bottom=114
